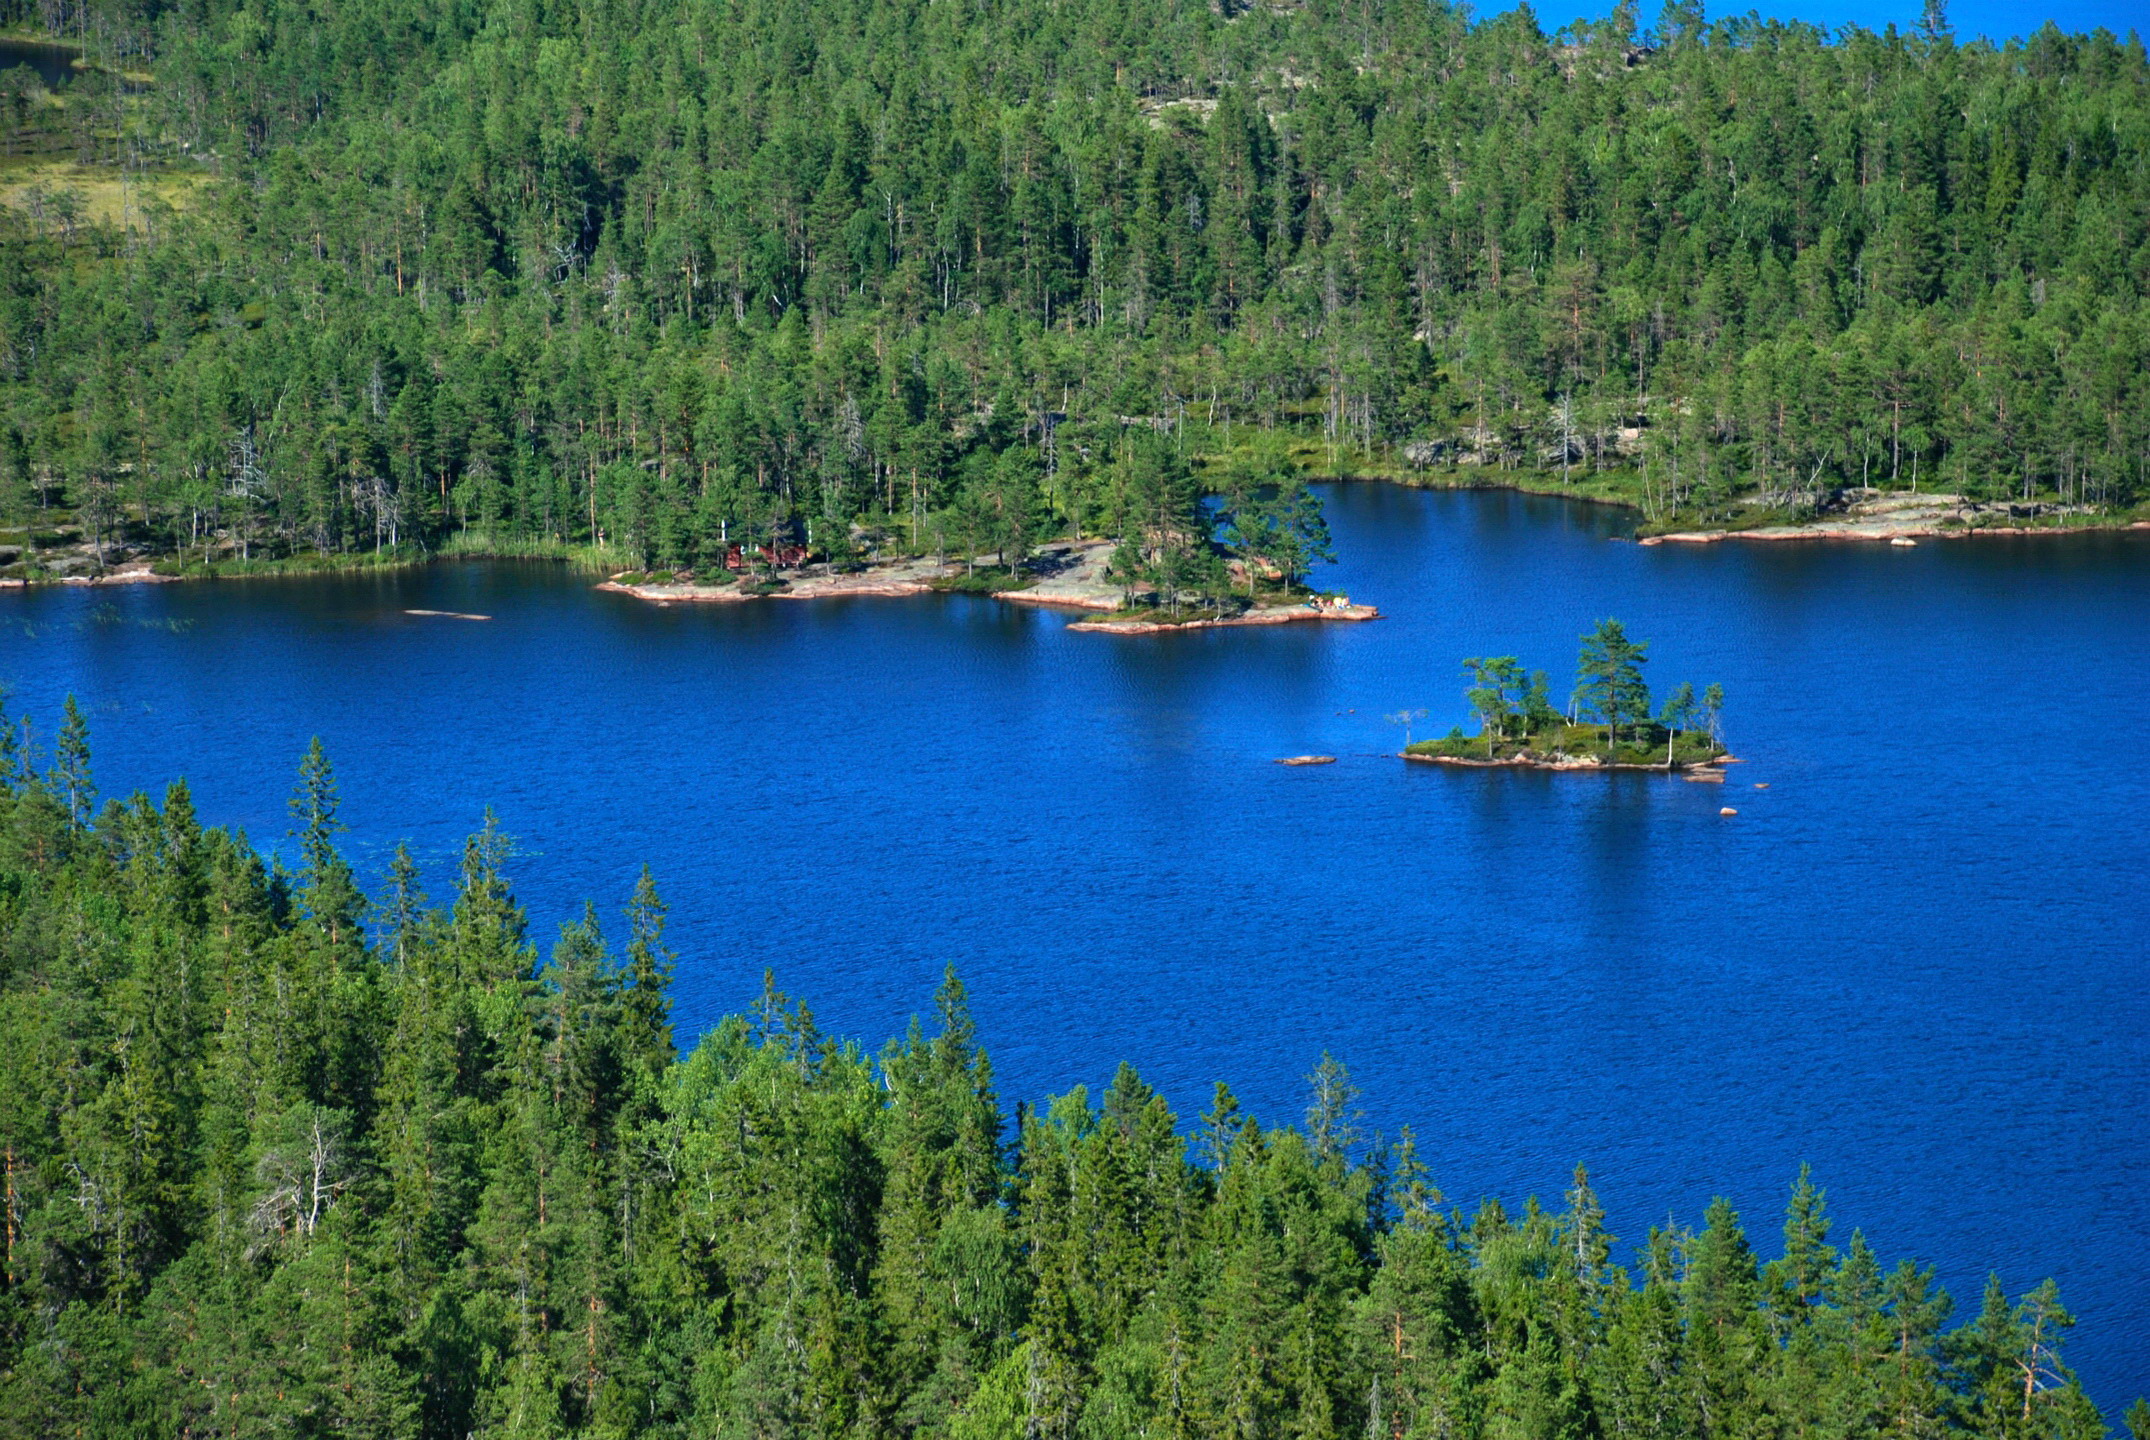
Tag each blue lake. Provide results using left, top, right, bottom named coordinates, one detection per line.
left=2, top=485, right=2146, bottom=1412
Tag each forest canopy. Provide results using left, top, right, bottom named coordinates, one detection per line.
left=0, top=709, right=2141, bottom=1438
left=1, top=0, right=2148, bottom=575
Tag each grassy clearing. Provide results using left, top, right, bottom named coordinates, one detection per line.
left=1377, top=464, right=1652, bottom=512
left=607, top=568, right=737, bottom=587
left=929, top=569, right=1033, bottom=594
left=1632, top=502, right=1813, bottom=538
left=0, top=525, right=80, bottom=548
left=0, top=156, right=209, bottom=229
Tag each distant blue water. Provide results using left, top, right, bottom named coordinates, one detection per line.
left=1539, top=1, right=2145, bottom=49
left=2, top=486, right=2146, bottom=1413
left=1650, top=1, right=2141, bottom=44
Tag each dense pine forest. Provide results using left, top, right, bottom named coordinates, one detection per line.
left=1, top=0, right=2148, bottom=581
left=0, top=708, right=2142, bottom=1438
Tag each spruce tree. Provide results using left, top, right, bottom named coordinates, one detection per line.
left=50, top=694, right=92, bottom=832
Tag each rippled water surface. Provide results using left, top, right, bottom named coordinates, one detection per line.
left=4, top=486, right=2146, bottom=1410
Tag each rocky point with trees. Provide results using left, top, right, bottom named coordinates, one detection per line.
left=1406, top=618, right=1730, bottom=769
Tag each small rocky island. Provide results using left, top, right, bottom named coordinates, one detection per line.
left=1402, top=621, right=1730, bottom=774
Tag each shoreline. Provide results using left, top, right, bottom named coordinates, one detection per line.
left=1333, top=470, right=2149, bottom=542
left=0, top=543, right=1374, bottom=631
left=1635, top=492, right=2150, bottom=546
left=595, top=540, right=1376, bottom=632
left=595, top=541, right=1115, bottom=609
left=1404, top=751, right=1738, bottom=776
left=0, top=562, right=179, bottom=588
left=1067, top=603, right=1378, bottom=634
left=7, top=484, right=2145, bottom=598
left=1336, top=470, right=2150, bottom=546
left=1640, top=519, right=2150, bottom=546
left=0, top=552, right=436, bottom=587
left=595, top=575, right=940, bottom=603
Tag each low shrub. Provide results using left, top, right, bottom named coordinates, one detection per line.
left=1406, top=723, right=1723, bottom=767
left=931, top=570, right=1032, bottom=594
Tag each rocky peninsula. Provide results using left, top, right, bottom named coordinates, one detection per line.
left=598, top=539, right=1378, bottom=631
left=1066, top=599, right=1376, bottom=633
left=1637, top=491, right=2150, bottom=546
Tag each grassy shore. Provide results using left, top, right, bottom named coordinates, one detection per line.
left=146, top=547, right=434, bottom=579
left=142, top=534, right=634, bottom=579
left=435, top=532, right=633, bottom=570
left=1340, top=459, right=1652, bottom=513
left=4, top=540, right=635, bottom=584
left=1405, top=722, right=1725, bottom=770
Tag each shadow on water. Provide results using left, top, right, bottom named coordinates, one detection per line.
left=1327, top=477, right=1636, bottom=545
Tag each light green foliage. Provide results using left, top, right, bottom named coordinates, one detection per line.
left=1660, top=682, right=1697, bottom=736
left=1658, top=682, right=1698, bottom=766
left=0, top=703, right=2137, bottom=1438
left=1704, top=682, right=1728, bottom=747
left=50, top=693, right=90, bottom=830
left=1462, top=656, right=1527, bottom=756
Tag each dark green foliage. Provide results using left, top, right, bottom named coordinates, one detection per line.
left=0, top=708, right=2137, bottom=1437
left=1218, top=447, right=1335, bottom=595
left=49, top=695, right=90, bottom=831
left=1575, top=618, right=1653, bottom=750
left=4, top=0, right=2148, bottom=583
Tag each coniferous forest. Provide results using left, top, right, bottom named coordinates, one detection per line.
left=1, top=711, right=2145, bottom=1438
left=2, top=0, right=2150, bottom=581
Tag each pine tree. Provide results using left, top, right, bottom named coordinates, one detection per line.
left=620, top=866, right=675, bottom=1081
left=1682, top=1198, right=1764, bottom=1434
left=1768, top=1163, right=1837, bottom=1321
left=51, top=694, right=92, bottom=832
left=1573, top=620, right=1651, bottom=756
left=288, top=737, right=364, bottom=948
